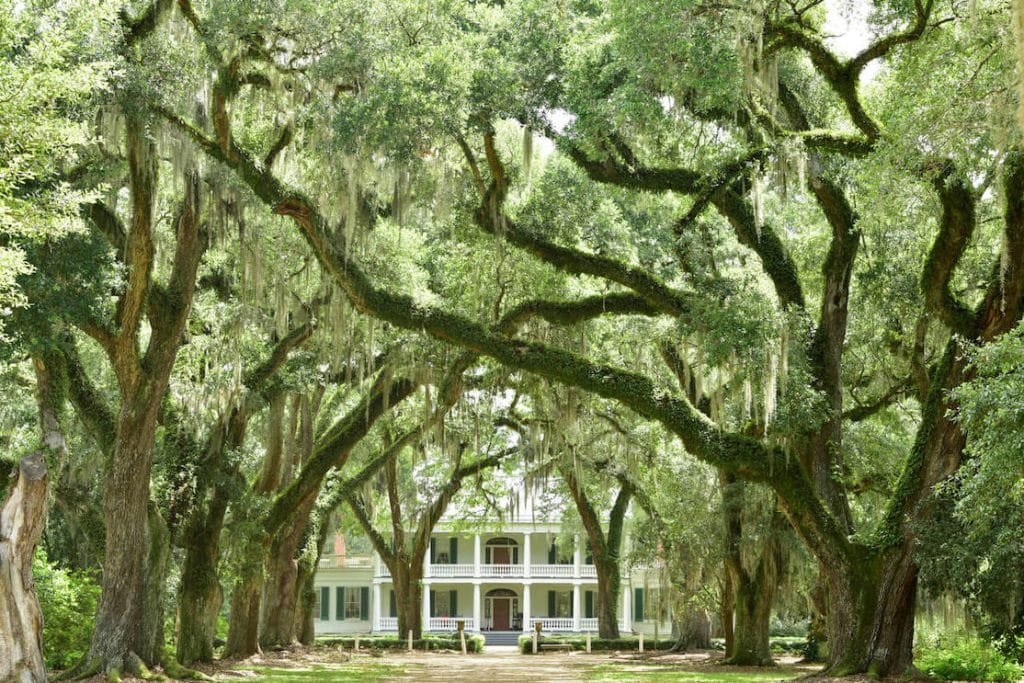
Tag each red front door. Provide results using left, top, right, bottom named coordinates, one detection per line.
left=493, top=598, right=510, bottom=630
left=492, top=547, right=510, bottom=564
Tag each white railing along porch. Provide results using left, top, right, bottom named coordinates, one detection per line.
left=427, top=617, right=476, bottom=631
left=580, top=618, right=598, bottom=631
left=529, top=617, right=574, bottom=631
left=479, top=564, right=524, bottom=578
left=377, top=617, right=398, bottom=631
left=427, top=564, right=475, bottom=578
left=580, top=565, right=597, bottom=578
left=529, top=564, right=574, bottom=578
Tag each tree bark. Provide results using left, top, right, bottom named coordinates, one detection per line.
left=391, top=564, right=424, bottom=640
left=0, top=453, right=49, bottom=683
left=176, top=494, right=228, bottom=664
left=676, top=603, right=712, bottom=651
left=225, top=573, right=262, bottom=659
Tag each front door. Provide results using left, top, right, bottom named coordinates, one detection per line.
left=492, top=547, right=510, bottom=564
left=493, top=598, right=510, bottom=630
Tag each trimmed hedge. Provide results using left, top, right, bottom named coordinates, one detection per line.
left=709, top=637, right=809, bottom=655
left=518, top=633, right=676, bottom=654
left=317, top=633, right=485, bottom=653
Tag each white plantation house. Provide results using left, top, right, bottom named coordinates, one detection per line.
left=312, top=506, right=671, bottom=642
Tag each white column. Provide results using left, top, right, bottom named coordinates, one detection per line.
left=474, top=533, right=481, bottom=575
left=572, top=584, right=581, bottom=632
left=523, top=533, right=531, bottom=578
left=422, top=582, right=431, bottom=633
left=622, top=581, right=632, bottom=632
left=573, top=534, right=582, bottom=578
left=424, top=542, right=431, bottom=578
left=473, top=582, right=482, bottom=632
left=522, top=583, right=531, bottom=632
left=372, top=583, right=382, bottom=631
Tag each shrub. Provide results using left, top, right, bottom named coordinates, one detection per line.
left=33, top=550, right=100, bottom=670
left=916, top=638, right=1023, bottom=682
left=316, top=633, right=485, bottom=653
left=517, top=633, right=675, bottom=654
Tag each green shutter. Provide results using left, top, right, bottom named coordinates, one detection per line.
left=585, top=591, right=594, bottom=619
left=429, top=589, right=436, bottom=618
left=336, top=587, right=345, bottom=620
left=548, top=542, right=556, bottom=564
left=513, top=546, right=519, bottom=564
left=430, top=537, right=436, bottom=563
left=319, top=587, right=330, bottom=621
left=450, top=590, right=458, bottom=616
left=569, top=591, right=574, bottom=617
left=634, top=588, right=644, bottom=622
left=547, top=591, right=555, bottom=617
left=360, top=587, right=369, bottom=620
left=389, top=590, right=396, bottom=617
left=450, top=537, right=458, bottom=564
left=585, top=541, right=593, bottom=564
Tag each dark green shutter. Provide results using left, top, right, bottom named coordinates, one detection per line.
left=319, top=587, right=330, bottom=620
left=569, top=591, right=574, bottom=617
left=389, top=590, right=396, bottom=617
left=585, top=591, right=594, bottom=618
left=429, top=589, right=436, bottom=618
left=336, top=587, right=345, bottom=620
left=585, top=541, right=593, bottom=564
left=547, top=591, right=555, bottom=617
left=450, top=590, right=458, bottom=616
left=430, top=537, right=436, bottom=563
left=513, top=546, right=519, bottom=564
left=450, top=537, right=458, bottom=564
left=634, top=588, right=644, bottom=621
left=548, top=542, right=556, bottom=564
left=360, top=587, right=369, bottom=620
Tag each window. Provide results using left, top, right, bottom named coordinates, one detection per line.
left=334, top=586, right=369, bottom=620
left=317, top=586, right=330, bottom=621
left=345, top=588, right=362, bottom=619
left=547, top=590, right=573, bottom=617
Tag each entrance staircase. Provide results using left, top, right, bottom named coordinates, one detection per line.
left=482, top=631, right=522, bottom=646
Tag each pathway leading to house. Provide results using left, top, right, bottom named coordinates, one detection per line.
left=227, top=648, right=819, bottom=683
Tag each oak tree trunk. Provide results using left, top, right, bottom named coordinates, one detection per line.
left=0, top=453, right=49, bottom=683
left=225, top=573, right=263, bottom=659
left=176, top=495, right=228, bottom=664
left=593, top=559, right=621, bottom=639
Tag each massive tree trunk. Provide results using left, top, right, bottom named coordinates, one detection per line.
left=0, top=453, right=49, bottom=683
left=675, top=603, right=712, bottom=651
left=295, top=520, right=330, bottom=646
left=592, top=559, right=622, bottom=639
left=225, top=573, right=263, bottom=659
left=391, top=564, right=424, bottom=640
left=176, top=493, right=228, bottom=664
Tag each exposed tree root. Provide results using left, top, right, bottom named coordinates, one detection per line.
left=55, top=655, right=102, bottom=681
left=162, top=653, right=215, bottom=681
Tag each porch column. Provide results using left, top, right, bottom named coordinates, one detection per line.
left=424, top=542, right=431, bottom=579
left=523, top=532, right=531, bottom=578
left=422, top=582, right=431, bottom=633
left=372, top=582, right=382, bottom=631
left=473, top=582, right=482, bottom=632
left=573, top=534, right=582, bottom=579
left=621, top=580, right=632, bottom=632
left=522, top=583, right=531, bottom=632
left=572, top=583, right=581, bottom=632
left=474, top=533, right=481, bottom=575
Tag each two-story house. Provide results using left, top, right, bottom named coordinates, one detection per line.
left=312, top=508, right=670, bottom=642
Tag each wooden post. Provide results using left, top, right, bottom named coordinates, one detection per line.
left=458, top=620, right=466, bottom=655
left=639, top=631, right=644, bottom=653
left=533, top=620, right=542, bottom=654
left=408, top=629, right=414, bottom=652
left=354, top=635, right=360, bottom=652
left=586, top=632, right=591, bottom=653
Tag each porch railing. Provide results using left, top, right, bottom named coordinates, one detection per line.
left=580, top=565, right=597, bottom=578
left=427, top=564, right=475, bottom=578
left=427, top=617, right=475, bottom=631
left=377, top=617, right=398, bottom=631
left=479, top=564, right=524, bottom=578
left=529, top=564, right=574, bottom=578
left=528, top=617, right=574, bottom=631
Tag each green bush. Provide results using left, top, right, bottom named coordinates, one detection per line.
left=916, top=638, right=1023, bottom=682
left=517, top=633, right=675, bottom=654
left=317, top=633, right=485, bottom=653
left=33, top=550, right=100, bottom=670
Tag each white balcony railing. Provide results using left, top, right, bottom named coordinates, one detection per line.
left=318, top=554, right=374, bottom=569
left=580, top=618, right=598, bottom=631
left=529, top=564, right=574, bottom=578
left=427, top=617, right=476, bottom=631
left=377, top=617, right=398, bottom=631
left=479, top=564, right=524, bottom=578
left=377, top=565, right=391, bottom=577
left=529, top=617, right=574, bottom=631
left=580, top=565, right=597, bottom=578
left=428, top=564, right=475, bottom=578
